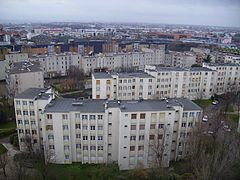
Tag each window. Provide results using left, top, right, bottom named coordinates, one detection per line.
left=16, top=110, right=21, bottom=115
left=139, top=135, right=144, bottom=141
left=138, top=146, right=144, bottom=151
left=16, top=100, right=20, bottom=105
left=23, top=111, right=28, bottom=115
left=62, top=114, right=68, bottom=120
left=181, top=123, right=186, bottom=127
left=98, top=125, right=103, bottom=130
left=18, top=120, right=22, bottom=124
left=90, top=146, right=96, bottom=150
left=188, top=122, right=193, bottom=127
left=189, top=112, right=195, bottom=117
left=30, top=111, right=35, bottom=116
left=90, top=136, right=95, bottom=140
left=150, top=124, right=155, bottom=129
left=49, top=145, right=55, bottom=149
left=63, top=125, right=68, bottom=130
left=130, top=125, right=136, bottom=130
left=76, top=144, right=81, bottom=149
left=76, top=134, right=81, bottom=138
left=90, top=115, right=96, bottom=120
left=83, top=136, right=88, bottom=140
left=140, top=113, right=145, bottom=119
left=98, top=115, right=103, bottom=120
left=98, top=146, right=103, bottom=151
left=131, top=114, right=137, bottom=119
left=46, top=125, right=53, bottom=130
left=18, top=129, right=24, bottom=133
left=83, top=146, right=88, bottom=150
left=48, top=134, right=54, bottom=139
left=139, top=124, right=145, bottom=130
left=83, top=125, right=88, bottom=130
left=183, top=112, right=188, bottom=118
left=75, top=113, right=80, bottom=118
left=158, top=124, right=164, bottom=129
left=63, top=135, right=69, bottom=141
left=47, top=114, right=52, bottom=119
left=158, top=134, right=163, bottom=139
left=149, top=135, right=155, bottom=140
left=64, top=145, right=70, bottom=150
left=32, top=130, right=37, bottom=135
left=130, top=136, right=136, bottom=141
left=90, top=126, right=95, bottom=130
left=75, top=124, right=81, bottom=129
left=29, top=101, right=34, bottom=106
left=98, top=136, right=103, bottom=140
left=65, top=155, right=69, bottom=159
left=22, top=101, right=27, bottom=105
left=130, top=146, right=135, bottom=151
left=82, top=115, right=88, bottom=120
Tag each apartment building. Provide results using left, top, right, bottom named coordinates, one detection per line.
left=92, top=65, right=216, bottom=100
left=224, top=55, right=240, bottom=64
left=6, top=61, right=44, bottom=96
left=165, top=51, right=196, bottom=67
left=5, top=51, right=28, bottom=65
left=14, top=88, right=55, bottom=152
left=203, top=63, right=240, bottom=94
left=14, top=88, right=202, bottom=170
left=92, top=72, right=155, bottom=100
left=31, top=52, right=82, bottom=78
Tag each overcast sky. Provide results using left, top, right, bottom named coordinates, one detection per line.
left=0, top=0, right=240, bottom=27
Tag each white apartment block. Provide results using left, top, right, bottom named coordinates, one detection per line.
left=14, top=88, right=55, bottom=152
left=92, top=72, right=155, bottom=100
left=5, top=52, right=28, bottom=66
left=165, top=51, right=196, bottom=67
left=14, top=88, right=202, bottom=170
left=92, top=65, right=216, bottom=100
left=6, top=61, right=44, bottom=96
left=224, top=55, right=240, bottom=65
left=31, top=52, right=82, bottom=78
left=203, top=63, right=240, bottom=94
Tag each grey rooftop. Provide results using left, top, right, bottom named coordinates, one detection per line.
left=15, top=88, right=50, bottom=100
left=44, top=97, right=202, bottom=113
left=8, top=61, right=42, bottom=74
left=92, top=72, right=154, bottom=79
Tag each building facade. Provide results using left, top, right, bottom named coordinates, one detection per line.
left=6, top=61, right=44, bottom=96
left=14, top=88, right=202, bottom=170
left=92, top=65, right=217, bottom=100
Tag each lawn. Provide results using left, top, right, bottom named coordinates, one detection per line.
left=0, top=143, right=7, bottom=154
left=193, top=99, right=212, bottom=109
left=38, top=163, right=124, bottom=180
left=0, top=121, right=17, bottom=138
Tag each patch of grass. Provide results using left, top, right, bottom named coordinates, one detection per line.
left=0, top=143, right=7, bottom=154
left=0, top=121, right=17, bottom=138
left=193, top=99, right=212, bottom=108
left=226, top=105, right=235, bottom=112
left=226, top=114, right=239, bottom=122
left=46, top=163, right=122, bottom=180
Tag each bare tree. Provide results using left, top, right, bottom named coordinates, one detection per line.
left=187, top=110, right=240, bottom=180
left=148, top=127, right=169, bottom=169
left=0, top=153, right=8, bottom=177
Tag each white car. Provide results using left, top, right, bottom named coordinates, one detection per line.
left=202, top=115, right=208, bottom=122
left=212, top=100, right=219, bottom=105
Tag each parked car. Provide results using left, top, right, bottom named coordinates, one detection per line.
left=212, top=100, right=219, bottom=105
left=202, top=115, right=208, bottom=122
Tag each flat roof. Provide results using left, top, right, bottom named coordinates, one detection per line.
left=15, top=88, right=48, bottom=99
left=93, top=72, right=154, bottom=79
left=44, top=98, right=202, bottom=113
left=8, top=61, right=42, bottom=74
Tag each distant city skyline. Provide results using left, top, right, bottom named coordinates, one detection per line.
left=0, top=0, right=240, bottom=27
